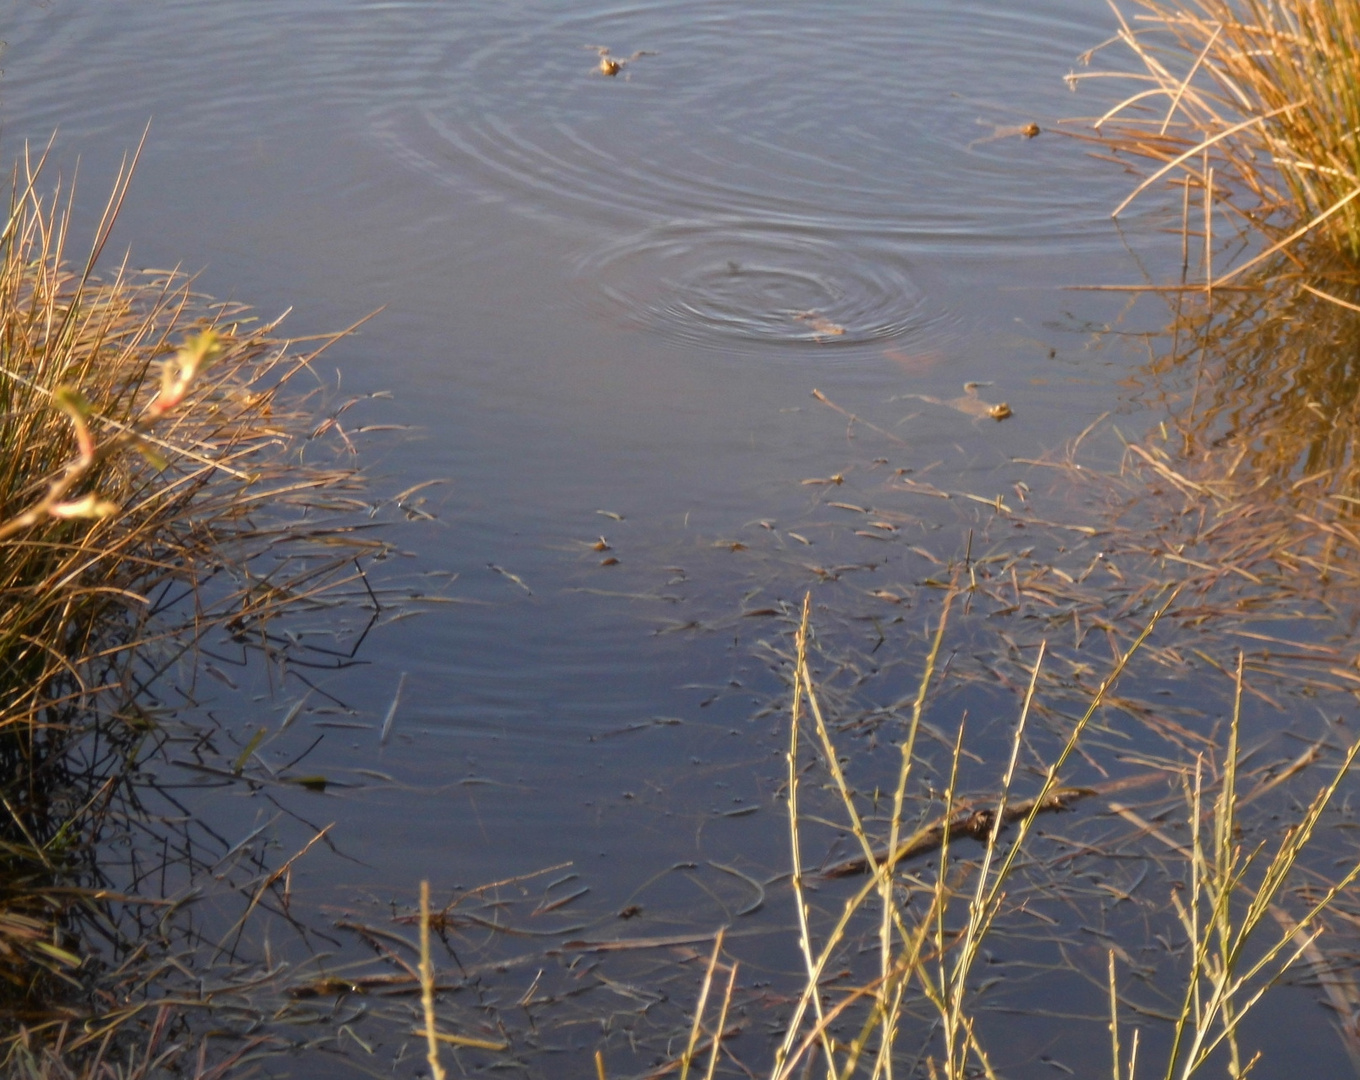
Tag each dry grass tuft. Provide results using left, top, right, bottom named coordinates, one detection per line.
left=1071, top=0, right=1360, bottom=274
left=772, top=590, right=1171, bottom=1079
left=775, top=595, right=1360, bottom=1079
left=0, top=139, right=389, bottom=1062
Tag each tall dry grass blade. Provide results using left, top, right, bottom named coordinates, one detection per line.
left=770, top=873, right=885, bottom=1080
left=419, top=880, right=447, bottom=1080
left=879, top=588, right=956, bottom=931
left=1109, top=950, right=1123, bottom=1080
left=703, top=958, right=738, bottom=1080
left=782, top=593, right=837, bottom=1078
left=939, top=640, right=1046, bottom=1068
left=680, top=929, right=725, bottom=1080
left=1213, top=184, right=1360, bottom=286
left=973, top=587, right=1179, bottom=928
left=1108, top=106, right=1300, bottom=219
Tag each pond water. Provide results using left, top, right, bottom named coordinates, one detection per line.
left=6, top=1, right=1360, bottom=1077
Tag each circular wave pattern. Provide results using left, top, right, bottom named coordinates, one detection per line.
left=576, top=223, right=939, bottom=351
left=365, top=0, right=1126, bottom=252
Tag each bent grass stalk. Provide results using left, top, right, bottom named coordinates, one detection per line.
left=1110, top=653, right=1360, bottom=1080
left=776, top=588, right=1176, bottom=1080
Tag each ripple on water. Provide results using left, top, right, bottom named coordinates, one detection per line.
left=366, top=0, right=1119, bottom=252
left=362, top=0, right=1123, bottom=349
left=1, top=0, right=1124, bottom=358
left=574, top=221, right=952, bottom=352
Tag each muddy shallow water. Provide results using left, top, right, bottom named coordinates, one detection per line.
left=6, top=1, right=1360, bottom=1076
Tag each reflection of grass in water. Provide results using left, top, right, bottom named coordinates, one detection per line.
left=1071, top=0, right=1360, bottom=272
left=1139, top=261, right=1360, bottom=502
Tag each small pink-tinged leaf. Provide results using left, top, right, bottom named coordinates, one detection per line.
left=54, top=386, right=92, bottom=417
left=50, top=494, right=118, bottom=520
left=54, top=387, right=96, bottom=457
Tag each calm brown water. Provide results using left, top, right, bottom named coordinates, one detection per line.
left=5, top=2, right=1356, bottom=1077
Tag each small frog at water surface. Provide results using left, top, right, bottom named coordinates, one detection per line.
left=794, top=310, right=847, bottom=338
left=967, top=121, right=1042, bottom=149
left=587, top=45, right=657, bottom=77
left=947, top=382, right=1012, bottom=420
left=898, top=381, right=1012, bottom=422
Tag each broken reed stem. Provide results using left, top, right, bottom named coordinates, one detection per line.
left=703, top=957, right=738, bottom=1080
left=783, top=594, right=837, bottom=1078
left=680, top=929, right=725, bottom=1080
left=1204, top=164, right=1213, bottom=296
left=420, top=880, right=447, bottom=1080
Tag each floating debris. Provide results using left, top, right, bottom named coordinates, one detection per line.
left=488, top=563, right=533, bottom=594
left=380, top=672, right=407, bottom=745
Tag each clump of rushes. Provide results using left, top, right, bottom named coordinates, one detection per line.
left=0, top=141, right=384, bottom=1014
left=1072, top=0, right=1360, bottom=278
left=1109, top=655, right=1360, bottom=1080
left=774, top=591, right=1168, bottom=1080
left=776, top=594, right=1360, bottom=1079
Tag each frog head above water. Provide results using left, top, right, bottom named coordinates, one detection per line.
left=955, top=382, right=1012, bottom=421
left=587, top=45, right=657, bottom=77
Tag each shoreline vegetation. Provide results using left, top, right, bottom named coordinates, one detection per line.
left=1068, top=0, right=1360, bottom=293
left=763, top=599, right=1360, bottom=1080
left=7, top=0, right=1360, bottom=1076
left=0, top=144, right=392, bottom=1075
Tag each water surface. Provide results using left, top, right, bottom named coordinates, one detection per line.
left=4, top=1, right=1352, bottom=1076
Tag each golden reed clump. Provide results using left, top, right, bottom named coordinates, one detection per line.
left=0, top=139, right=383, bottom=1056
left=1072, top=0, right=1360, bottom=280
